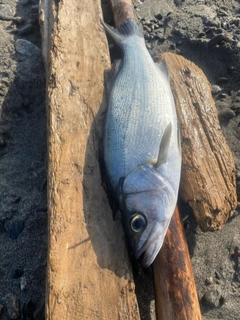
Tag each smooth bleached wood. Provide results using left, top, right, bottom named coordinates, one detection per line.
left=40, top=0, right=140, bottom=319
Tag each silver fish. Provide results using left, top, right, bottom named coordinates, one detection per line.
left=102, top=19, right=182, bottom=267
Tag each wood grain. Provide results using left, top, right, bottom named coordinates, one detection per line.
left=159, top=53, right=237, bottom=231
left=40, top=0, right=140, bottom=319
left=108, top=0, right=136, bottom=27
left=153, top=207, right=201, bottom=320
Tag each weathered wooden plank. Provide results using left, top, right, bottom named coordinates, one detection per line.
left=40, top=0, right=140, bottom=319
left=158, top=53, right=237, bottom=231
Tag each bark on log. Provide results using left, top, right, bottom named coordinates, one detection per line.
left=40, top=0, right=140, bottom=319
left=153, top=207, right=202, bottom=320
left=158, top=53, right=237, bottom=231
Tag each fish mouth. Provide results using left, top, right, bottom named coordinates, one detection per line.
left=134, top=221, right=169, bottom=268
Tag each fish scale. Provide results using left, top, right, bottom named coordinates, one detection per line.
left=105, top=36, right=177, bottom=189
left=102, top=19, right=181, bottom=267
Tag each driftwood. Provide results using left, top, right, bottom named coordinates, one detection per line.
left=40, top=0, right=140, bottom=319
left=153, top=207, right=201, bottom=320
left=158, top=53, right=237, bottom=231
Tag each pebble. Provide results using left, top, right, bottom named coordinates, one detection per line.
left=221, top=20, right=229, bottom=29
left=216, top=77, right=228, bottom=85
left=12, top=16, right=25, bottom=25
left=217, top=9, right=228, bottom=17
left=231, top=104, right=240, bottom=116
left=218, top=110, right=235, bottom=122
left=208, top=34, right=232, bottom=47
left=218, top=92, right=227, bottom=99
left=215, top=28, right=224, bottom=34
left=3, top=294, right=20, bottom=320
left=212, top=85, right=222, bottom=95
left=201, top=291, right=217, bottom=308
left=198, top=32, right=206, bottom=38
left=150, top=19, right=158, bottom=24
left=234, top=97, right=240, bottom=103
left=157, top=36, right=166, bottom=43
left=220, top=5, right=229, bottom=11
left=215, top=271, right=221, bottom=280
left=4, top=220, right=25, bottom=239
left=205, top=276, right=213, bottom=285
left=231, top=18, right=240, bottom=27
left=144, top=20, right=152, bottom=27
left=169, top=43, right=176, bottom=50
left=15, top=39, right=41, bottom=57
left=18, top=24, right=34, bottom=36
left=0, top=4, right=15, bottom=20
left=219, top=295, right=225, bottom=306
left=144, top=25, right=151, bottom=33
left=20, top=276, right=29, bottom=291
left=155, top=13, right=163, bottom=21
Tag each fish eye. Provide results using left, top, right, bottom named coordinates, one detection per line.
left=130, top=214, right=147, bottom=233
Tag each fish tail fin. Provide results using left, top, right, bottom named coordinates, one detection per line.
left=101, top=18, right=143, bottom=46
left=117, top=18, right=143, bottom=37
left=101, top=19, right=124, bottom=44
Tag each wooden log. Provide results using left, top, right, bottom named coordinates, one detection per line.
left=40, top=0, right=140, bottom=319
left=158, top=53, right=237, bottom=231
left=153, top=207, right=202, bottom=320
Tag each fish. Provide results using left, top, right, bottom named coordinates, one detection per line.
left=101, top=18, right=182, bottom=267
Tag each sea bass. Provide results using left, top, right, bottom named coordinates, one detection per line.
left=102, top=18, right=182, bottom=267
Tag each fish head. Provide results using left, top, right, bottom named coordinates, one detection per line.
left=119, top=163, right=176, bottom=268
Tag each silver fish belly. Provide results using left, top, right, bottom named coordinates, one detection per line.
left=102, top=19, right=181, bottom=267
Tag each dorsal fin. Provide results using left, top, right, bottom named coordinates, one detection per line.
left=154, top=123, right=172, bottom=168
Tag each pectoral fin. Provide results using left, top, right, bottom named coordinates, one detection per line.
left=154, top=122, right=172, bottom=168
